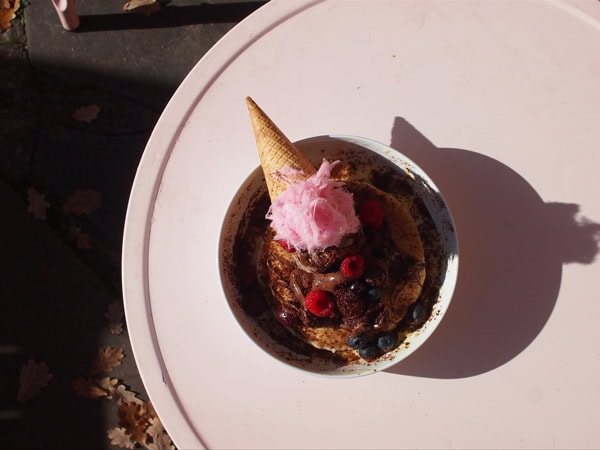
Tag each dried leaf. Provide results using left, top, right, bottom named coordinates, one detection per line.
left=90, top=346, right=124, bottom=376
left=147, top=401, right=158, bottom=419
left=72, top=376, right=117, bottom=400
left=111, top=383, right=144, bottom=405
left=123, top=0, right=161, bottom=16
left=109, top=321, right=124, bottom=335
left=63, top=189, right=102, bottom=215
left=146, top=417, right=164, bottom=439
left=73, top=377, right=106, bottom=399
left=97, top=376, right=119, bottom=393
left=108, top=321, right=123, bottom=335
left=72, top=104, right=100, bottom=123
left=26, top=187, right=50, bottom=220
left=146, top=416, right=175, bottom=450
left=147, top=430, right=175, bottom=450
left=0, top=0, right=19, bottom=33
left=105, top=301, right=125, bottom=335
left=107, top=427, right=136, bottom=449
left=117, top=401, right=152, bottom=444
left=18, top=359, right=52, bottom=403
left=68, top=223, right=92, bottom=250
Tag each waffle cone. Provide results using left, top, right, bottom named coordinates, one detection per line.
left=246, top=97, right=316, bottom=200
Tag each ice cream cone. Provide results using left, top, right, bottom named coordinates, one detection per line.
left=246, top=97, right=316, bottom=200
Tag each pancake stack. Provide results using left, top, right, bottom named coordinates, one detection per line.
left=246, top=97, right=426, bottom=360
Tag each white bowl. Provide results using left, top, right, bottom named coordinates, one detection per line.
left=219, top=135, right=458, bottom=377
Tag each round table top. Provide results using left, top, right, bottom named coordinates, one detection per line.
left=122, top=1, right=600, bottom=448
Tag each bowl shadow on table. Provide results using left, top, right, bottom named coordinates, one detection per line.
left=385, top=117, right=600, bottom=379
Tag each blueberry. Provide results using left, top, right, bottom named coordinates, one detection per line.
left=409, top=303, right=427, bottom=324
left=347, top=334, right=369, bottom=349
left=365, top=287, right=381, bottom=302
left=377, top=332, right=398, bottom=352
left=358, top=345, right=381, bottom=360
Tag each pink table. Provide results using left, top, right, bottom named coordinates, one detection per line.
left=122, top=1, right=600, bottom=448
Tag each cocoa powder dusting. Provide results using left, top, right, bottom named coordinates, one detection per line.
left=231, top=151, right=449, bottom=366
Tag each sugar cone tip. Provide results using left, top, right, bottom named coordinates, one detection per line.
left=246, top=97, right=316, bottom=200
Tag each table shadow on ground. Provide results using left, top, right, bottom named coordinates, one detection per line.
left=385, top=117, right=600, bottom=379
left=76, top=1, right=267, bottom=32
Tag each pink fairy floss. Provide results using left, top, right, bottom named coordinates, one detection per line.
left=266, top=159, right=360, bottom=252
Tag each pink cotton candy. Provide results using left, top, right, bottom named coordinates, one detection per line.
left=266, top=160, right=360, bottom=252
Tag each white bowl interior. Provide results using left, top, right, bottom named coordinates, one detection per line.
left=219, top=135, right=458, bottom=377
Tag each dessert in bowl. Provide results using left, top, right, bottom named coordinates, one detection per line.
left=219, top=98, right=458, bottom=377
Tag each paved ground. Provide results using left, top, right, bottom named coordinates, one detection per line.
left=0, top=1, right=263, bottom=448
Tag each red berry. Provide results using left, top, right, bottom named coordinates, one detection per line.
left=305, top=290, right=335, bottom=317
left=277, top=240, right=296, bottom=253
left=275, top=307, right=296, bottom=327
left=340, top=254, right=365, bottom=279
left=358, top=200, right=384, bottom=228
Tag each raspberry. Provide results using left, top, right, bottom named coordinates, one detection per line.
left=277, top=240, right=296, bottom=253
left=358, top=200, right=384, bottom=228
left=305, top=290, right=335, bottom=317
left=340, top=254, right=365, bottom=279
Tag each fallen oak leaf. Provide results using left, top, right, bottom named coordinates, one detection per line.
left=90, top=346, right=124, bottom=376
left=146, top=401, right=158, bottom=419
left=26, top=187, right=50, bottom=220
left=72, top=104, right=100, bottom=123
left=108, top=320, right=123, bottom=335
left=18, top=359, right=52, bottom=403
left=97, top=376, right=120, bottom=393
left=111, top=383, right=144, bottom=405
left=146, top=416, right=175, bottom=450
left=0, top=0, right=20, bottom=33
left=107, top=427, right=136, bottom=449
left=63, top=189, right=102, bottom=215
left=72, top=377, right=104, bottom=399
left=72, top=376, right=117, bottom=400
left=117, top=401, right=153, bottom=445
left=105, top=301, right=125, bottom=335
left=108, top=322, right=123, bottom=335
left=67, top=223, right=92, bottom=250
left=146, top=431, right=175, bottom=450
left=123, top=0, right=162, bottom=16
left=145, top=416, right=164, bottom=439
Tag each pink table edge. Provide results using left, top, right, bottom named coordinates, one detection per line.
left=121, top=1, right=600, bottom=448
